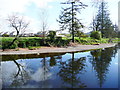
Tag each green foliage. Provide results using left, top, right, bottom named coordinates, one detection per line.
left=74, top=31, right=88, bottom=38
left=91, top=1, right=117, bottom=38
left=46, top=36, right=70, bottom=47
left=57, top=1, right=86, bottom=31
left=57, top=1, right=87, bottom=42
left=1, top=37, right=70, bottom=49
left=2, top=34, right=9, bottom=37
left=47, top=31, right=56, bottom=41
left=75, top=37, right=109, bottom=45
left=1, top=37, right=43, bottom=49
left=0, top=37, right=119, bottom=49
left=65, top=34, right=71, bottom=37
left=0, top=45, right=2, bottom=49
left=28, top=46, right=35, bottom=50
left=90, top=31, right=101, bottom=40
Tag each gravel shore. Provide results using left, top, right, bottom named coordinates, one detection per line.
left=0, top=43, right=117, bottom=55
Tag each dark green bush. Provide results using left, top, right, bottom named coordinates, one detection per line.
left=45, top=37, right=70, bottom=47
left=90, top=31, right=101, bottom=40
left=2, top=34, right=9, bottom=37
left=47, top=31, right=56, bottom=41
left=1, top=37, right=71, bottom=49
left=2, top=40, right=18, bottom=49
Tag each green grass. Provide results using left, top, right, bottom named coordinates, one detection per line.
left=74, top=37, right=109, bottom=45
left=112, top=38, right=120, bottom=43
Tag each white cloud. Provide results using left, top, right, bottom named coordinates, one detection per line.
left=0, top=0, right=57, bottom=32
left=0, top=0, right=56, bottom=17
left=23, top=16, right=40, bottom=33
left=0, top=0, right=30, bottom=16
left=31, top=0, right=54, bottom=8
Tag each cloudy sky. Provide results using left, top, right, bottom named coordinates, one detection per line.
left=0, top=0, right=119, bottom=33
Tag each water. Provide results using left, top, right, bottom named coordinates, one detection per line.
left=1, top=45, right=119, bottom=88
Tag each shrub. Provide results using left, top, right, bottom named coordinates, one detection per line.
left=90, top=31, right=101, bottom=40
left=2, top=34, right=9, bottom=37
left=46, top=37, right=70, bottom=47
left=47, top=31, right=56, bottom=41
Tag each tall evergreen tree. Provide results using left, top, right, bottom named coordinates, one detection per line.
left=91, top=1, right=115, bottom=38
left=57, top=0, right=87, bottom=42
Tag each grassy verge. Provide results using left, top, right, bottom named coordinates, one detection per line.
left=0, top=37, right=119, bottom=49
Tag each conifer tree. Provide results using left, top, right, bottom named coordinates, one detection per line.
left=57, top=0, right=87, bottom=42
left=92, top=1, right=115, bottom=38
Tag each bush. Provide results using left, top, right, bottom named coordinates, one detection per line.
left=90, top=31, right=101, bottom=40
left=47, top=31, right=56, bottom=41
left=46, top=37, right=70, bottom=47
left=2, top=34, right=9, bottom=37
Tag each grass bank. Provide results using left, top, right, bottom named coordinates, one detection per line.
left=0, top=37, right=120, bottom=49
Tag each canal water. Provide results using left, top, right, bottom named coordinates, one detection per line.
left=1, top=44, right=119, bottom=88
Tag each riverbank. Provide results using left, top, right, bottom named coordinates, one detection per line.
left=0, top=43, right=117, bottom=55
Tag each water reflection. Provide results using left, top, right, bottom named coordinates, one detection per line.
left=2, top=60, right=31, bottom=88
left=89, top=46, right=117, bottom=88
left=10, top=60, right=30, bottom=88
left=58, top=52, right=86, bottom=88
left=2, top=45, right=118, bottom=88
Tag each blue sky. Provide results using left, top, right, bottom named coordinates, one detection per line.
left=0, top=0, right=119, bottom=33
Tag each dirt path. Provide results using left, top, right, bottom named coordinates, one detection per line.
left=0, top=43, right=117, bottom=55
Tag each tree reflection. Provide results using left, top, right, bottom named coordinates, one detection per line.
left=50, top=56, right=56, bottom=66
left=49, top=55, right=63, bottom=66
left=89, top=46, right=118, bottom=88
left=117, top=43, right=120, bottom=49
left=58, top=52, right=86, bottom=88
left=41, top=57, right=50, bottom=81
left=9, top=60, right=30, bottom=88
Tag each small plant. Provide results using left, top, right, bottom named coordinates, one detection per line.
left=28, top=46, right=35, bottom=50
left=15, top=48, right=19, bottom=51
left=0, top=45, right=2, bottom=49
left=28, top=46, right=41, bottom=50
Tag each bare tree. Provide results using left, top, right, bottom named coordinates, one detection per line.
left=39, top=9, right=49, bottom=43
left=3, top=13, right=29, bottom=50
